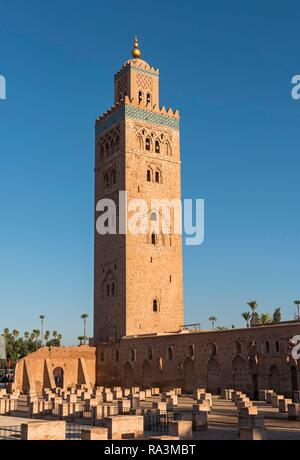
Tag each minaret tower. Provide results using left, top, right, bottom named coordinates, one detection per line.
left=94, top=38, right=184, bottom=343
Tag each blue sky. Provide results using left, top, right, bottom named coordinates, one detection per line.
left=1, top=0, right=300, bottom=344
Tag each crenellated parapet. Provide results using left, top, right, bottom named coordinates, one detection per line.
left=95, top=97, right=180, bottom=138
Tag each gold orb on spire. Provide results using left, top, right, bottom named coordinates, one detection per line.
left=131, top=36, right=141, bottom=59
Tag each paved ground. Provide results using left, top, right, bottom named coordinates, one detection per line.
left=0, top=396, right=299, bottom=440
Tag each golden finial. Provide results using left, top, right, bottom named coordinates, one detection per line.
left=131, top=36, right=141, bottom=59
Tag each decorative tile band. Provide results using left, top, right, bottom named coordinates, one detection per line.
left=95, top=105, right=179, bottom=137
left=115, top=65, right=159, bottom=81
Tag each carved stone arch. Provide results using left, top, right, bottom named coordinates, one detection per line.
left=105, top=142, right=110, bottom=157
left=145, top=135, right=153, bottom=152
left=152, top=297, right=160, bottom=312
left=137, top=89, right=144, bottom=104
left=232, top=355, right=247, bottom=390
left=136, top=133, right=144, bottom=150
left=102, top=269, right=117, bottom=298
left=207, top=357, right=221, bottom=394
left=110, top=138, right=115, bottom=155
left=99, top=143, right=105, bottom=161
left=146, top=91, right=152, bottom=105
left=154, top=138, right=161, bottom=154
left=111, top=168, right=117, bottom=185
left=165, top=140, right=172, bottom=156
left=268, top=364, right=280, bottom=393
left=155, top=168, right=162, bottom=184
left=53, top=367, right=64, bottom=388
left=123, top=361, right=134, bottom=387
left=184, top=357, right=196, bottom=394
left=146, top=165, right=154, bottom=182
left=142, top=360, right=152, bottom=387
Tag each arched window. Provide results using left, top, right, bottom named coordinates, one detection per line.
left=112, top=283, right=115, bottom=297
left=105, top=142, right=110, bottom=157
left=151, top=212, right=157, bottom=222
left=147, top=170, right=151, bottom=182
left=148, top=348, right=153, bottom=360
left=153, top=299, right=158, bottom=312
left=236, top=342, right=242, bottom=354
left=146, top=93, right=151, bottom=105
left=266, top=341, right=270, bottom=353
left=110, top=140, right=115, bottom=155
left=111, top=170, right=117, bottom=185
left=167, top=347, right=173, bottom=361
left=104, top=173, right=109, bottom=188
left=100, top=146, right=105, bottom=160
left=151, top=233, right=157, bottom=246
left=130, top=349, right=136, bottom=362
left=107, top=284, right=110, bottom=297
left=209, top=343, right=217, bottom=356
left=165, top=141, right=171, bottom=156
left=116, top=350, right=119, bottom=362
left=275, top=341, right=279, bottom=353
left=100, top=352, right=105, bottom=362
left=138, top=91, right=143, bottom=104
left=155, top=171, right=160, bottom=183
left=155, top=141, right=160, bottom=154
left=145, top=138, right=151, bottom=151
left=188, top=345, right=194, bottom=358
left=115, top=136, right=120, bottom=150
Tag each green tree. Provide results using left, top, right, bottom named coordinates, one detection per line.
left=273, top=308, right=281, bottom=324
left=260, top=313, right=271, bottom=325
left=78, top=336, right=85, bottom=345
left=247, top=301, right=259, bottom=327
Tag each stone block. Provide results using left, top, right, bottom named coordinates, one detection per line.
left=152, top=401, right=167, bottom=411
left=271, top=394, right=284, bottom=408
left=168, top=420, right=193, bottom=440
left=238, top=415, right=265, bottom=430
left=21, top=421, right=66, bottom=440
left=81, top=427, right=109, bottom=440
left=288, top=403, right=300, bottom=420
left=240, top=427, right=268, bottom=440
left=193, top=411, right=208, bottom=431
left=278, top=399, right=292, bottom=413
left=104, top=415, right=144, bottom=440
left=240, top=406, right=258, bottom=416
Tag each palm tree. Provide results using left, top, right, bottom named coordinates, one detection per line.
left=24, top=331, right=30, bottom=340
left=3, top=328, right=9, bottom=336
left=260, top=313, right=271, bottom=325
left=241, top=312, right=251, bottom=328
left=78, top=336, right=85, bottom=345
left=12, top=329, right=19, bottom=338
left=44, top=330, right=50, bottom=342
left=247, top=300, right=259, bottom=326
left=81, top=314, right=89, bottom=344
left=209, top=316, right=217, bottom=331
left=53, top=331, right=58, bottom=338
left=39, top=315, right=45, bottom=345
left=294, top=300, right=300, bottom=320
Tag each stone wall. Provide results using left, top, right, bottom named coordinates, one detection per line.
left=96, top=322, right=300, bottom=397
left=13, top=346, right=96, bottom=395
